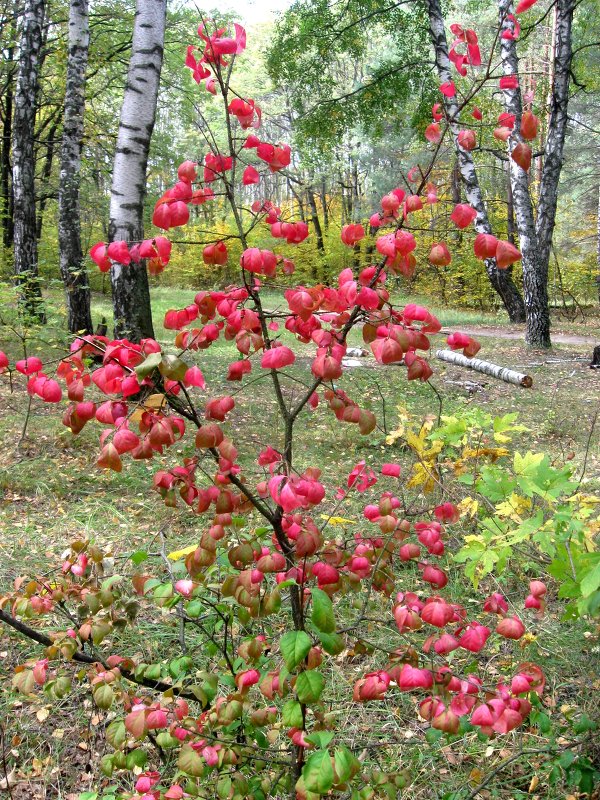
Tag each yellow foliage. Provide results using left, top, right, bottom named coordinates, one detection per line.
left=319, top=515, right=356, bottom=526
left=458, top=497, right=479, bottom=518
left=167, top=544, right=197, bottom=561
left=495, top=493, right=532, bottom=522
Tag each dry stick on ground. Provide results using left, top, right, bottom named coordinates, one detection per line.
left=435, top=349, right=533, bottom=387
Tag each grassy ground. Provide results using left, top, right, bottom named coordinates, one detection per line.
left=0, top=286, right=599, bottom=799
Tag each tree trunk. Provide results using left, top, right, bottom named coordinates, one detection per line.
left=36, top=117, right=59, bottom=240
left=426, top=0, right=526, bottom=323
left=499, top=0, right=556, bottom=348
left=506, top=165, right=516, bottom=245
left=1, top=43, right=16, bottom=251
left=435, top=349, right=532, bottom=387
left=12, top=0, right=45, bottom=322
left=320, top=177, right=329, bottom=229
left=535, top=0, right=575, bottom=293
left=287, top=178, right=305, bottom=221
left=109, top=0, right=166, bottom=341
left=58, top=0, right=92, bottom=334
left=306, top=186, right=325, bottom=254
left=596, top=183, right=600, bottom=304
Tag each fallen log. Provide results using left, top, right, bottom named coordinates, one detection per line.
left=435, top=350, right=533, bottom=387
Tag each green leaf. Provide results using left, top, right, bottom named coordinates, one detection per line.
left=178, top=744, right=206, bottom=776
left=574, top=715, right=599, bottom=734
left=217, top=777, right=232, bottom=799
left=311, top=588, right=335, bottom=633
left=186, top=599, right=203, bottom=618
left=535, top=712, right=551, bottom=733
left=135, top=351, right=162, bottom=379
left=580, top=562, right=600, bottom=597
left=130, top=550, right=148, bottom=565
left=282, top=700, right=304, bottom=728
left=425, top=728, right=442, bottom=744
left=105, top=720, right=126, bottom=749
left=93, top=683, right=114, bottom=709
left=280, top=630, right=312, bottom=670
left=317, top=630, right=345, bottom=655
left=302, top=750, right=334, bottom=794
left=558, top=750, right=575, bottom=769
left=305, top=731, right=334, bottom=749
left=159, top=354, right=189, bottom=381
left=296, top=670, right=324, bottom=703
left=126, top=749, right=147, bottom=770
left=334, top=746, right=359, bottom=784
left=514, top=451, right=545, bottom=477
left=99, top=756, right=114, bottom=777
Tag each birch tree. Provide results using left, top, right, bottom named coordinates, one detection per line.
left=427, top=0, right=527, bottom=323
left=12, top=0, right=45, bottom=322
left=109, top=0, right=166, bottom=341
left=58, top=0, right=92, bottom=335
left=1, top=8, right=17, bottom=253
left=499, top=0, right=575, bottom=347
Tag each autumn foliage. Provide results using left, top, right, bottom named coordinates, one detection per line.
left=0, top=11, right=561, bottom=800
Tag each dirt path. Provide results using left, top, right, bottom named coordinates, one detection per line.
left=447, top=325, right=598, bottom=346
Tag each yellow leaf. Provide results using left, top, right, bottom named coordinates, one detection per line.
left=145, top=393, right=168, bottom=409
left=406, top=431, right=425, bottom=456
left=36, top=707, right=49, bottom=722
left=458, top=497, right=479, bottom=518
left=528, top=775, right=539, bottom=792
left=167, top=544, right=197, bottom=561
left=386, top=405, right=410, bottom=444
left=407, top=463, right=437, bottom=494
left=386, top=427, right=404, bottom=445
left=319, top=515, right=355, bottom=526
left=131, top=393, right=168, bottom=424
left=468, top=767, right=484, bottom=785
left=495, top=493, right=532, bottom=522
left=462, top=445, right=510, bottom=462
left=568, top=493, right=600, bottom=506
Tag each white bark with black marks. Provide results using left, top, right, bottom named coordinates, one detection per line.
left=109, top=0, right=166, bottom=341
left=427, top=0, right=526, bottom=323
left=12, top=0, right=45, bottom=321
left=58, top=0, right=92, bottom=334
left=1, top=32, right=16, bottom=250
left=536, top=0, right=575, bottom=271
left=499, top=0, right=575, bottom=348
left=499, top=0, right=550, bottom=347
left=435, top=349, right=532, bottom=387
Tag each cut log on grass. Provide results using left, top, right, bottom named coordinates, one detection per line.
left=435, top=350, right=533, bottom=387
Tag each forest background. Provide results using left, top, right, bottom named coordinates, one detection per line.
left=0, top=0, right=598, bottom=319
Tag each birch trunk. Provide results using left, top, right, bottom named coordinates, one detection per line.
left=499, top=0, right=550, bottom=348
left=1, top=37, right=16, bottom=251
left=535, top=0, right=575, bottom=283
left=109, top=0, right=166, bottom=341
left=500, top=0, right=575, bottom=347
left=58, top=0, right=92, bottom=334
left=427, top=0, right=526, bottom=323
left=435, top=349, right=532, bottom=387
left=12, top=0, right=45, bottom=322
